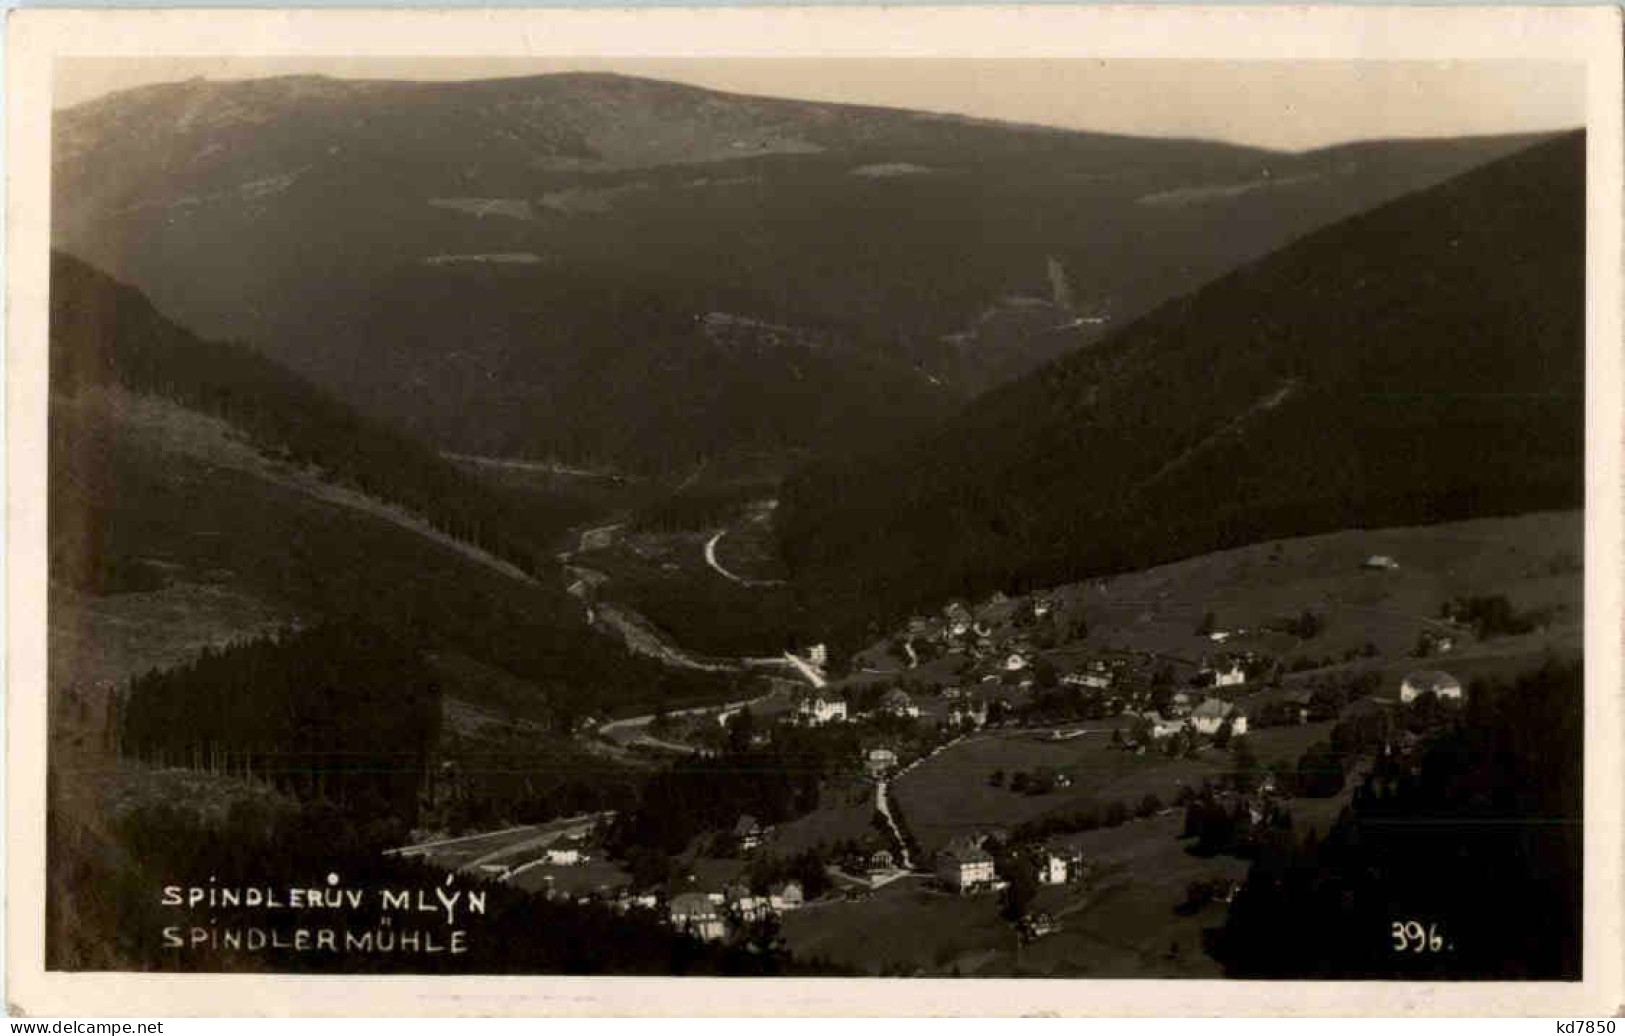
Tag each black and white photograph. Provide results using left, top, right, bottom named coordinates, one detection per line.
left=7, top=5, right=1623, bottom=1016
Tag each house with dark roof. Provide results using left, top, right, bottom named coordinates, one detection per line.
left=1400, top=670, right=1463, bottom=703
left=734, top=814, right=766, bottom=851
left=669, top=892, right=727, bottom=941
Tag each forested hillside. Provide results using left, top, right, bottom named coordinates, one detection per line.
left=50, top=250, right=567, bottom=575
left=1213, top=662, right=1582, bottom=979
left=116, top=621, right=442, bottom=826
left=54, top=73, right=1550, bottom=476
left=779, top=133, right=1585, bottom=645
left=49, top=253, right=736, bottom=723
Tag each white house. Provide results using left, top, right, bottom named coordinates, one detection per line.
left=1400, top=670, right=1464, bottom=703
left=1363, top=555, right=1401, bottom=571
left=866, top=747, right=899, bottom=776
left=1190, top=698, right=1248, bottom=736
left=734, top=814, right=766, bottom=851
left=769, top=881, right=805, bottom=912
left=797, top=692, right=848, bottom=726
left=1141, top=712, right=1183, bottom=740
left=544, top=846, right=583, bottom=866
left=936, top=838, right=997, bottom=893
left=723, top=883, right=773, bottom=923
left=1213, top=663, right=1247, bottom=688
left=949, top=700, right=989, bottom=730
left=1037, top=847, right=1082, bottom=885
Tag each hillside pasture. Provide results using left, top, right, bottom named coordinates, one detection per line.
left=892, top=721, right=1337, bottom=855
left=1044, top=510, right=1581, bottom=666
left=778, top=876, right=1011, bottom=976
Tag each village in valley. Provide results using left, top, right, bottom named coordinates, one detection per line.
left=40, top=65, right=1588, bottom=983
left=395, top=509, right=1581, bottom=976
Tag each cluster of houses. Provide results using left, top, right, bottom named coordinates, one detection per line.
left=933, top=835, right=1088, bottom=895
left=897, top=592, right=1068, bottom=671
left=795, top=690, right=849, bottom=726
left=668, top=878, right=808, bottom=942
left=793, top=685, right=921, bottom=728
left=1132, top=694, right=1249, bottom=744
left=1060, top=660, right=1116, bottom=691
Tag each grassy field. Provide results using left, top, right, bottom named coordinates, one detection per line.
left=779, top=876, right=1013, bottom=975
left=509, top=858, right=632, bottom=898
left=762, top=780, right=879, bottom=856
left=785, top=758, right=1364, bottom=978
left=775, top=815, right=1248, bottom=978
left=891, top=721, right=1336, bottom=855
left=1043, top=510, right=1582, bottom=666
left=840, top=510, right=1581, bottom=685
left=1017, top=811, right=1250, bottom=977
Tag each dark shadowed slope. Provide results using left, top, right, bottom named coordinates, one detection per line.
left=777, top=132, right=1584, bottom=645
left=54, top=72, right=1555, bottom=477
left=49, top=252, right=738, bottom=720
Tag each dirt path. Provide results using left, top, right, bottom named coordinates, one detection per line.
left=874, top=780, right=915, bottom=870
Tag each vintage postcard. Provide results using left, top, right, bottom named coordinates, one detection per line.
left=6, top=5, right=1623, bottom=1017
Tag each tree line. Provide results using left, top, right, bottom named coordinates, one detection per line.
left=117, top=621, right=442, bottom=826
left=1212, top=661, right=1582, bottom=978
left=50, top=250, right=568, bottom=578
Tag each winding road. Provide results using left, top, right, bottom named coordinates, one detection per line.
left=703, top=528, right=786, bottom=588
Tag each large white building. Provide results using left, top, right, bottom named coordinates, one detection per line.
left=1400, top=670, right=1463, bottom=703
left=936, top=838, right=997, bottom=893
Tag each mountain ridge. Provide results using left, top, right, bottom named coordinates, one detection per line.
left=54, top=72, right=1555, bottom=477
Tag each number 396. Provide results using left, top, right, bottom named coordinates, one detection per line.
left=1391, top=920, right=1447, bottom=953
